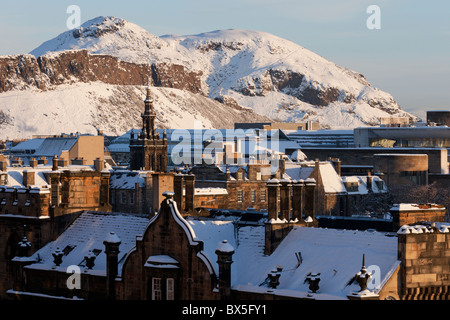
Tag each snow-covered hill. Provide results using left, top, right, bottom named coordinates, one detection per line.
left=0, top=16, right=415, bottom=138
left=0, top=83, right=269, bottom=139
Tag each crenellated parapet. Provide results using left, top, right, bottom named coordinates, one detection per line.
left=0, top=185, right=50, bottom=218
left=397, top=220, right=450, bottom=300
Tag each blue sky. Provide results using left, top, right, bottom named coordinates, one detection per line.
left=0, top=0, right=449, bottom=117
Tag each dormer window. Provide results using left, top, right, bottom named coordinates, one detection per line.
left=344, top=181, right=359, bottom=192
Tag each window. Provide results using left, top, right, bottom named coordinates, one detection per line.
left=251, top=190, right=256, bottom=203
left=121, top=192, right=127, bottom=204
left=166, top=278, right=174, bottom=300
left=237, top=171, right=243, bottom=180
left=237, top=190, right=243, bottom=203
left=152, top=278, right=162, bottom=300
left=151, top=277, right=174, bottom=300
left=344, top=182, right=359, bottom=192
left=375, top=180, right=384, bottom=190
left=260, top=189, right=266, bottom=202
left=400, top=171, right=427, bottom=185
left=129, top=193, right=134, bottom=205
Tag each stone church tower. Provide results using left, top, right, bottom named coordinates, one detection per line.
left=129, top=87, right=168, bottom=172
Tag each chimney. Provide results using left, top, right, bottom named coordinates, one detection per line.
left=215, top=240, right=234, bottom=300
left=104, top=232, right=121, bottom=300
left=304, top=178, right=316, bottom=220
left=292, top=179, right=304, bottom=221
left=29, top=158, right=37, bottom=168
left=247, top=162, right=258, bottom=180
left=0, top=160, right=6, bottom=172
left=23, top=170, right=35, bottom=187
left=314, top=158, right=320, bottom=170
left=17, top=235, right=32, bottom=257
left=57, top=158, right=69, bottom=167
left=367, top=172, right=373, bottom=193
left=267, top=179, right=281, bottom=221
left=279, top=179, right=292, bottom=221
left=184, top=174, right=195, bottom=212
left=279, top=158, right=286, bottom=176
left=38, top=157, right=48, bottom=165
left=12, top=157, right=23, bottom=166
left=52, top=155, right=58, bottom=171
left=94, top=157, right=105, bottom=172
left=71, top=157, right=87, bottom=165
left=173, top=174, right=185, bottom=213
left=100, top=171, right=111, bottom=208
left=332, top=158, right=341, bottom=176
left=265, top=178, right=294, bottom=255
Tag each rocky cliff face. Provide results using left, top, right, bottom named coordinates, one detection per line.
left=0, top=50, right=203, bottom=94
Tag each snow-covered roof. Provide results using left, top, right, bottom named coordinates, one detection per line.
left=341, top=175, right=387, bottom=195
left=109, top=170, right=148, bottom=189
left=10, top=138, right=45, bottom=152
left=34, top=137, right=78, bottom=157
left=318, top=162, right=347, bottom=194
left=390, top=203, right=446, bottom=212
left=25, top=211, right=149, bottom=276
left=4, top=168, right=50, bottom=188
left=187, top=217, right=399, bottom=299
left=283, top=163, right=314, bottom=181
left=2, top=164, right=99, bottom=189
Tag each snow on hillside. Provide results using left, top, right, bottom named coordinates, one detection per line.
left=31, top=16, right=197, bottom=75
left=0, top=82, right=266, bottom=139
left=28, top=16, right=412, bottom=130
left=165, top=28, right=370, bottom=94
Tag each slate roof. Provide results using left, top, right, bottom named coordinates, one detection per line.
left=24, top=211, right=149, bottom=276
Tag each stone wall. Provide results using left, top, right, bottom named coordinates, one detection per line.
left=398, top=224, right=450, bottom=300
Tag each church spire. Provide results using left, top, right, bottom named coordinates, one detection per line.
left=141, top=86, right=156, bottom=139
left=129, top=85, right=168, bottom=172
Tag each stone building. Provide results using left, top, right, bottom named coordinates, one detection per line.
left=373, top=153, right=429, bottom=187
left=186, top=161, right=272, bottom=212
left=129, top=87, right=168, bottom=172
left=0, top=156, right=111, bottom=299
left=8, top=193, right=221, bottom=300
left=6, top=188, right=449, bottom=300
left=281, top=159, right=388, bottom=217
left=7, top=133, right=106, bottom=167
left=353, top=126, right=450, bottom=148
left=300, top=147, right=448, bottom=175
left=108, top=169, right=175, bottom=215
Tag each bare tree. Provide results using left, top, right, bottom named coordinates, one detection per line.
left=389, top=182, right=450, bottom=221
left=355, top=182, right=449, bottom=221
